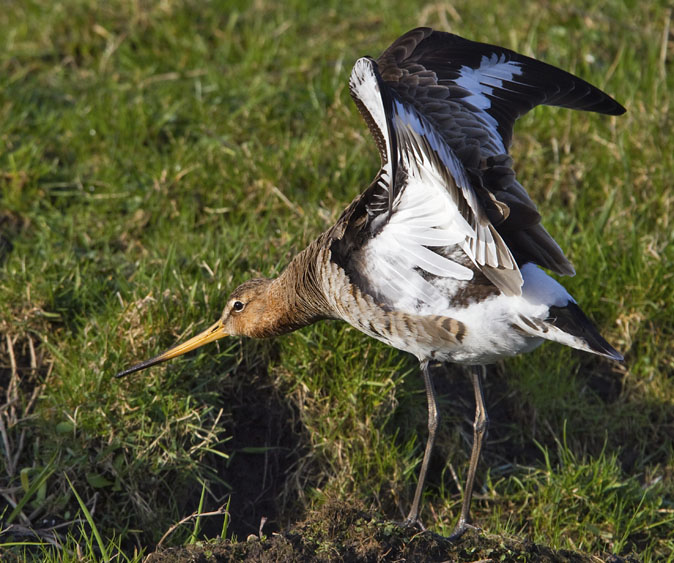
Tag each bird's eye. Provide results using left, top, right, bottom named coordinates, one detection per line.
left=232, top=300, right=245, bottom=312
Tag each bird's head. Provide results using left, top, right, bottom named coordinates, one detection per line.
left=115, top=278, right=274, bottom=378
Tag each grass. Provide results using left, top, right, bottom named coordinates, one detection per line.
left=1, top=0, right=672, bottom=560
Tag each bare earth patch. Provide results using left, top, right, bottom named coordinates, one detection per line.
left=145, top=501, right=640, bottom=562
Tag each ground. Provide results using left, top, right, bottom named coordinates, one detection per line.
left=0, top=1, right=673, bottom=561
left=144, top=501, right=640, bottom=562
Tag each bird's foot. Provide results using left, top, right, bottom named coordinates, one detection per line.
left=448, top=517, right=479, bottom=541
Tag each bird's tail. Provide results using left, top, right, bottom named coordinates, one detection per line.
left=544, top=302, right=623, bottom=361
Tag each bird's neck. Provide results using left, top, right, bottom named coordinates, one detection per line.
left=261, top=244, right=332, bottom=337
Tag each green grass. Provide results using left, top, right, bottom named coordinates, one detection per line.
left=1, top=0, right=672, bottom=560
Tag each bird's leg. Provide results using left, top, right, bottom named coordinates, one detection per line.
left=450, top=364, right=489, bottom=540
left=404, top=360, right=439, bottom=528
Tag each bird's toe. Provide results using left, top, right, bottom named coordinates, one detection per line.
left=448, top=518, right=480, bottom=541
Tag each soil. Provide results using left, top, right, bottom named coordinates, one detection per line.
left=145, top=501, right=640, bottom=563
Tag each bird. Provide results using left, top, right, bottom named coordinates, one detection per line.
left=116, top=27, right=625, bottom=538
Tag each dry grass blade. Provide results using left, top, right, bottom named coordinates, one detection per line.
left=156, top=505, right=229, bottom=549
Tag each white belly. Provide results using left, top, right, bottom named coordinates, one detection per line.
left=371, top=263, right=572, bottom=365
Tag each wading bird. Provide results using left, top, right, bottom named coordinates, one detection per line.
left=117, top=28, right=624, bottom=537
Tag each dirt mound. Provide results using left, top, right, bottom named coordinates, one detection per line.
left=145, top=501, right=639, bottom=562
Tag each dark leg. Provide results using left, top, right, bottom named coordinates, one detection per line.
left=450, top=364, right=489, bottom=539
left=404, top=360, right=439, bottom=528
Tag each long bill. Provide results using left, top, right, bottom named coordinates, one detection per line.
left=115, top=319, right=228, bottom=378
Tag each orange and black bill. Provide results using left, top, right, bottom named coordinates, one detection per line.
left=115, top=319, right=228, bottom=378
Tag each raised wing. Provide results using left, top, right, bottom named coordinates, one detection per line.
left=364, top=27, right=625, bottom=278
left=341, top=29, right=624, bottom=305
left=348, top=57, right=522, bottom=301
left=377, top=27, right=625, bottom=158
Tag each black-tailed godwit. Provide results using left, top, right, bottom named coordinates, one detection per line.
left=117, top=28, right=625, bottom=537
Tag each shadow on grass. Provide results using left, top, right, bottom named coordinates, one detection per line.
left=208, top=355, right=312, bottom=541
left=154, top=338, right=318, bottom=547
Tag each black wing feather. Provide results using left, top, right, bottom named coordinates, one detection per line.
left=378, top=28, right=624, bottom=151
